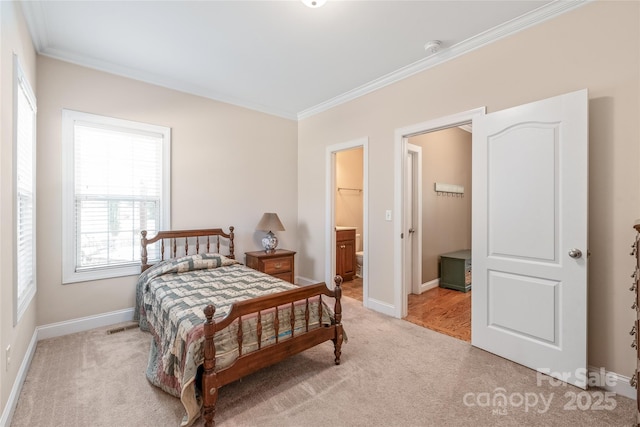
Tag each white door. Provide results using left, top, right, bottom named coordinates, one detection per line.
left=404, top=143, right=422, bottom=300
left=471, top=89, right=588, bottom=388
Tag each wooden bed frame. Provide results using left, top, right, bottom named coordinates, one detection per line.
left=140, top=228, right=344, bottom=427
left=140, top=227, right=236, bottom=271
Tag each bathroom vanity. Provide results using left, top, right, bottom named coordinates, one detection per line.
left=336, top=227, right=356, bottom=281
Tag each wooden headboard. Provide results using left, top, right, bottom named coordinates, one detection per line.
left=140, top=227, right=235, bottom=272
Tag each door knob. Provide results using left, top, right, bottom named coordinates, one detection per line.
left=568, top=248, right=582, bottom=259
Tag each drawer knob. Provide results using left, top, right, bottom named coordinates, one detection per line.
left=275, top=263, right=282, bottom=269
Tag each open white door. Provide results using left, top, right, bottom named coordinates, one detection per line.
left=472, top=89, right=588, bottom=388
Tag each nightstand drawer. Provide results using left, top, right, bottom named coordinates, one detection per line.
left=245, top=249, right=296, bottom=284
left=263, top=257, right=292, bottom=274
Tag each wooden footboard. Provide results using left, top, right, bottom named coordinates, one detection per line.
left=201, top=276, right=344, bottom=427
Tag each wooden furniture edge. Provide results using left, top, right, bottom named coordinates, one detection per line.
left=202, top=275, right=344, bottom=427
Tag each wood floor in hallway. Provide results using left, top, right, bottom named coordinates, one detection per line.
left=340, top=278, right=471, bottom=342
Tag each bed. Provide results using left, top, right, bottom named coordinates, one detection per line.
left=135, top=227, right=344, bottom=427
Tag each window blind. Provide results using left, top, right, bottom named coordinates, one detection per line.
left=73, top=122, right=163, bottom=271
left=14, top=54, right=37, bottom=323
left=16, top=77, right=35, bottom=301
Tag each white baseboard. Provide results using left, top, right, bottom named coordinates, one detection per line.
left=365, top=297, right=396, bottom=317
left=37, top=307, right=135, bottom=341
left=588, top=365, right=636, bottom=400
left=296, top=275, right=395, bottom=316
left=296, top=276, right=319, bottom=287
left=0, top=330, right=38, bottom=427
left=417, top=278, right=439, bottom=294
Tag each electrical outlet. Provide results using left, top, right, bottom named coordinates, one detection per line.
left=5, top=345, right=11, bottom=371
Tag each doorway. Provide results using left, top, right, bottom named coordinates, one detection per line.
left=404, top=127, right=472, bottom=342
left=394, top=90, right=588, bottom=388
left=326, top=138, right=369, bottom=305
left=393, top=107, right=484, bottom=323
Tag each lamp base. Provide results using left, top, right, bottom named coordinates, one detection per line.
left=262, top=231, right=278, bottom=253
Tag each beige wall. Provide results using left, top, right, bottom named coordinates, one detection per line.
left=298, top=1, right=639, bottom=376
left=1, top=1, right=638, bottom=417
left=1, top=0, right=38, bottom=416
left=410, top=128, right=472, bottom=283
left=35, top=56, right=298, bottom=326
left=335, top=147, right=364, bottom=247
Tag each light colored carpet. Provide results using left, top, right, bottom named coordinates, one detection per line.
left=11, top=297, right=636, bottom=426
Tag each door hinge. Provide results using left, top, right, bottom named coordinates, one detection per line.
left=401, top=233, right=404, bottom=239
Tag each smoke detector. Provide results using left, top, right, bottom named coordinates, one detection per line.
left=424, top=40, right=442, bottom=54
left=301, top=0, right=327, bottom=8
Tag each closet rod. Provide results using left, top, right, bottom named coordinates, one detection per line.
left=337, top=187, right=362, bottom=192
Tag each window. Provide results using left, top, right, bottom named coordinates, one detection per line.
left=62, top=110, right=170, bottom=283
left=14, top=55, right=37, bottom=323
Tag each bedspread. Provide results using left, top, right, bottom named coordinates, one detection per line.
left=135, top=253, right=333, bottom=426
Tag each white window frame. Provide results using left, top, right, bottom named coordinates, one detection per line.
left=62, top=110, right=171, bottom=284
left=13, top=54, right=37, bottom=324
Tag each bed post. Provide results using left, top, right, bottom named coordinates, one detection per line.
left=202, top=305, right=218, bottom=427
left=228, top=226, right=235, bottom=259
left=140, top=231, right=148, bottom=272
left=333, top=275, right=344, bottom=365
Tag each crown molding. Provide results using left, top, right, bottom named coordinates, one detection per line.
left=21, top=2, right=298, bottom=119
left=297, top=0, right=590, bottom=120
left=20, top=1, right=49, bottom=52
left=21, top=0, right=589, bottom=122
left=37, top=47, right=298, bottom=120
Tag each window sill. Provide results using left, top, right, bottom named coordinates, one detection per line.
left=62, top=264, right=141, bottom=284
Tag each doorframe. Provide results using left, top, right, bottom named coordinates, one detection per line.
left=326, top=137, right=369, bottom=305
left=406, top=143, right=423, bottom=296
left=393, top=107, right=485, bottom=318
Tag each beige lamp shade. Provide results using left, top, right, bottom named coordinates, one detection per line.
left=256, top=213, right=285, bottom=232
left=256, top=213, right=285, bottom=252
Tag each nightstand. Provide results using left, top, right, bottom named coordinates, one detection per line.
left=245, top=249, right=296, bottom=283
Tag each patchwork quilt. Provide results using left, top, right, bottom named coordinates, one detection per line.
left=135, top=253, right=332, bottom=426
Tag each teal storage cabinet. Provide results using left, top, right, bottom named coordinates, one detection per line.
left=439, top=249, right=472, bottom=292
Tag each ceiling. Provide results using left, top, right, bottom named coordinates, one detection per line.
left=21, top=1, right=580, bottom=120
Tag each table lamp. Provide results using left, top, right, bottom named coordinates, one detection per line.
left=256, top=213, right=285, bottom=253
